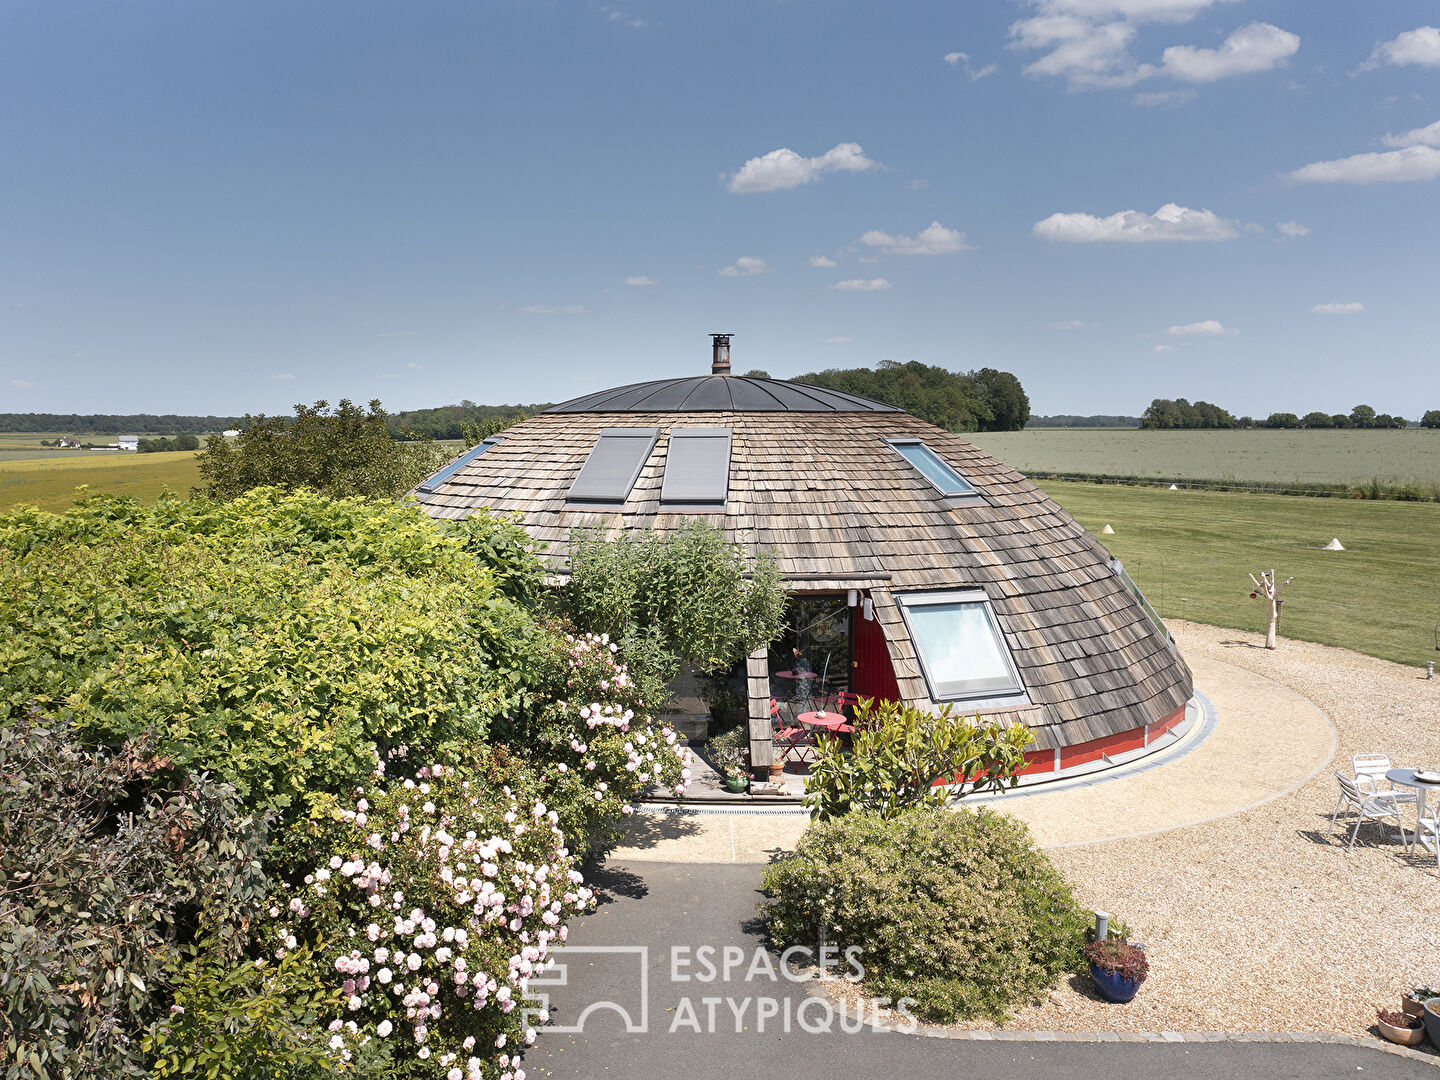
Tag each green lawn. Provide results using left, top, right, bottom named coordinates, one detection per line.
left=1037, top=479, right=1440, bottom=669
left=0, top=451, right=202, bottom=513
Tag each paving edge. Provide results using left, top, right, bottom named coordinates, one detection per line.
left=820, top=991, right=1440, bottom=1068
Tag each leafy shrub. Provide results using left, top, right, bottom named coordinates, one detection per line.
left=0, top=713, right=280, bottom=1079
left=196, top=398, right=444, bottom=500
left=761, top=808, right=1089, bottom=1023
left=803, top=699, right=1034, bottom=822
left=0, top=490, right=542, bottom=817
left=560, top=521, right=786, bottom=707
left=270, top=757, right=593, bottom=1080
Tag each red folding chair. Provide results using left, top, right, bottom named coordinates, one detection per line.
left=771, top=697, right=818, bottom=765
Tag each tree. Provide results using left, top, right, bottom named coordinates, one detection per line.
left=1373, top=413, right=1397, bottom=429
left=971, top=368, right=1031, bottom=431
left=1301, top=411, right=1333, bottom=428
left=792, top=361, right=1006, bottom=433
left=1248, top=569, right=1292, bottom=650
left=741, top=369, right=772, bottom=379
left=196, top=399, right=444, bottom=501
left=1330, top=413, right=1353, bottom=429
left=1264, top=412, right=1301, bottom=429
left=1349, top=404, right=1376, bottom=428
left=1422, top=410, right=1440, bottom=429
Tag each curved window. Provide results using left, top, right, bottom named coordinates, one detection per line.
left=415, top=439, right=498, bottom=494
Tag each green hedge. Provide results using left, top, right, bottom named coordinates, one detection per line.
left=0, top=489, right=543, bottom=816
left=762, top=808, right=1090, bottom=1023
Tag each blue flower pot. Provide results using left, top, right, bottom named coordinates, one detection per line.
left=1089, top=963, right=1143, bottom=1003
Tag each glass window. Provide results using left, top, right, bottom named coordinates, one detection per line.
left=887, top=440, right=976, bottom=497
left=567, top=428, right=659, bottom=504
left=415, top=439, right=498, bottom=494
left=897, top=591, right=1023, bottom=700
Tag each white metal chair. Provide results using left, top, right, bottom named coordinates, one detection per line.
left=1330, top=772, right=1410, bottom=850
left=1417, top=808, right=1440, bottom=875
left=1352, top=753, right=1418, bottom=804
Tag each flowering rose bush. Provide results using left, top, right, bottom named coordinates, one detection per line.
left=274, top=759, right=585, bottom=1080
left=520, top=630, right=689, bottom=859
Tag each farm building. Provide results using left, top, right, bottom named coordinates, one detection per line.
left=411, top=336, right=1193, bottom=780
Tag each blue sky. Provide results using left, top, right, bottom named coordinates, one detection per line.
left=2, top=1, right=1437, bottom=418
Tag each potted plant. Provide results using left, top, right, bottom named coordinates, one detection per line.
left=1402, top=984, right=1439, bottom=1018
left=707, top=726, right=750, bottom=793
left=1083, top=938, right=1149, bottom=1003
left=1376, top=1007, right=1426, bottom=1047
left=1426, top=998, right=1440, bottom=1049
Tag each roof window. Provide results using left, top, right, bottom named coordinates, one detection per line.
left=896, top=590, right=1024, bottom=701
left=415, top=439, right=499, bottom=494
left=660, top=428, right=732, bottom=508
left=567, top=427, right=658, bottom=504
left=886, top=439, right=977, bottom=498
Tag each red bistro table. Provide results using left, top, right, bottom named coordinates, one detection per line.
left=774, top=670, right=818, bottom=681
left=797, top=710, right=854, bottom=736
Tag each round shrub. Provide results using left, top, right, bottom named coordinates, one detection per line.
left=761, top=807, right=1089, bottom=1023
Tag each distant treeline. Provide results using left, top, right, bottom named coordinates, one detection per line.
left=1141, top=399, right=1438, bottom=430
left=385, top=401, right=547, bottom=440
left=0, top=413, right=241, bottom=434
left=791, top=361, right=1030, bottom=432
left=1027, top=415, right=1140, bottom=428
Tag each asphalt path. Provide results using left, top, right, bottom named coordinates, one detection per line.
left=525, top=861, right=1433, bottom=1080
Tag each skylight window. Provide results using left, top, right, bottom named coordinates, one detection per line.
left=567, top=428, right=658, bottom=504
left=660, top=428, right=732, bottom=508
left=886, top=439, right=976, bottom=498
left=896, top=590, right=1023, bottom=701
left=415, top=439, right=498, bottom=494
left=1111, top=559, right=1171, bottom=644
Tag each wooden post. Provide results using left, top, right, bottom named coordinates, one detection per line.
left=1248, top=569, right=1292, bottom=650
left=746, top=647, right=774, bottom=771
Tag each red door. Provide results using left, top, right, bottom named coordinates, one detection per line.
left=851, top=596, right=901, bottom=703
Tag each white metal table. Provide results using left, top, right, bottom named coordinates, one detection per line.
left=1387, top=768, right=1440, bottom=855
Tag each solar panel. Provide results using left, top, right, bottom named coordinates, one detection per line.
left=567, top=428, right=658, bottom=503
left=887, top=439, right=976, bottom=497
left=415, top=439, right=498, bottom=494
left=661, top=428, right=732, bottom=505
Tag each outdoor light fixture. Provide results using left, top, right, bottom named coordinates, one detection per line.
left=847, top=589, right=859, bottom=607
left=1094, top=910, right=1110, bottom=942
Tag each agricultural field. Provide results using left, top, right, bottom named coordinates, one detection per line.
left=1038, top=479, right=1440, bottom=670
left=0, top=432, right=94, bottom=461
left=970, top=427, right=1440, bottom=490
left=0, top=451, right=202, bottom=513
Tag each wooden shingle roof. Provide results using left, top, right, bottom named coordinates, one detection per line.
left=412, top=405, right=1192, bottom=750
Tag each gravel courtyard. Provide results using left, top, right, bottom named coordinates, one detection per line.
left=968, top=620, right=1440, bottom=1040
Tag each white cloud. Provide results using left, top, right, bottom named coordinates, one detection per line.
left=1133, top=88, right=1195, bottom=107
left=1048, top=320, right=1099, bottom=329
left=1311, top=302, right=1364, bottom=315
left=624, top=275, right=658, bottom=286
left=1166, top=319, right=1236, bottom=336
left=1363, top=26, right=1440, bottom=70
left=520, top=304, right=587, bottom=314
left=600, top=7, right=650, bottom=30
left=860, top=221, right=972, bottom=255
left=1033, top=202, right=1239, bottom=242
left=718, top=256, right=770, bottom=277
left=1276, top=220, right=1310, bottom=239
left=9, top=378, right=35, bottom=389
left=823, top=336, right=853, bottom=344
left=727, top=142, right=879, bottom=194
left=407, top=362, right=423, bottom=369
left=272, top=373, right=296, bottom=381
left=1010, top=3, right=1296, bottom=91
left=1152, top=344, right=1174, bottom=352
left=1382, top=119, right=1440, bottom=148
left=1285, top=144, right=1440, bottom=184
left=830, top=278, right=892, bottom=292
left=1158, top=23, right=1299, bottom=83
left=943, top=51, right=998, bottom=80
left=808, top=255, right=838, bottom=268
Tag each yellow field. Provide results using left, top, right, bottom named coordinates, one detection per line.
left=0, top=452, right=202, bottom=513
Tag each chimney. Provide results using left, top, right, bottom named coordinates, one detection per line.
left=710, top=333, right=732, bottom=375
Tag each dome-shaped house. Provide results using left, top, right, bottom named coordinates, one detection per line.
left=412, top=336, right=1192, bottom=780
